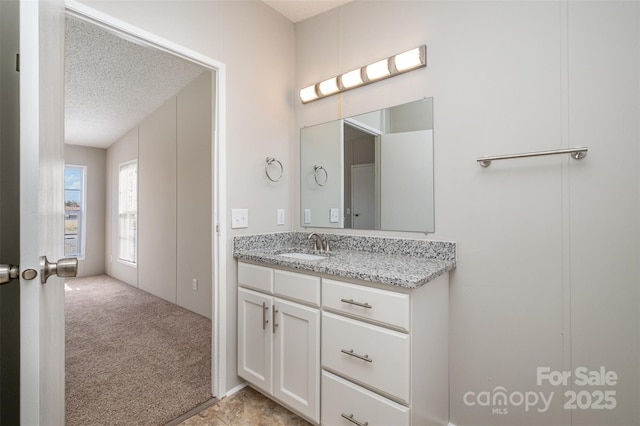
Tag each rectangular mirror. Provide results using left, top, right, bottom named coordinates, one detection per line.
left=300, top=98, right=434, bottom=233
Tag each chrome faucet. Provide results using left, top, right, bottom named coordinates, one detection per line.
left=308, top=232, right=325, bottom=251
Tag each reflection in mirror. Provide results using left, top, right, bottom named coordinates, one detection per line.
left=300, top=98, right=434, bottom=233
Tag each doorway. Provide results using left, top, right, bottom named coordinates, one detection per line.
left=63, top=0, right=226, bottom=419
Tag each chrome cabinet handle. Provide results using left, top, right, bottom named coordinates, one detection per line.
left=273, top=308, right=279, bottom=333
left=262, top=302, right=269, bottom=330
left=341, top=413, right=368, bottom=426
left=340, top=298, right=372, bottom=309
left=341, top=349, right=373, bottom=363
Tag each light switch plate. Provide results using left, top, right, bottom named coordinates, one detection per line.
left=231, top=208, right=249, bottom=229
left=277, top=209, right=285, bottom=225
left=330, top=208, right=339, bottom=223
left=304, top=209, right=312, bottom=224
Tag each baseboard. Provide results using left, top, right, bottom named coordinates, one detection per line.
left=220, top=382, right=248, bottom=400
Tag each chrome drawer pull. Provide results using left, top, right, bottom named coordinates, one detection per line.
left=340, top=298, right=372, bottom=309
left=262, top=302, right=269, bottom=330
left=341, top=349, right=373, bottom=363
left=341, top=413, right=368, bottom=426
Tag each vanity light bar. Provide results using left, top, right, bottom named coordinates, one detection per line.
left=299, top=45, right=427, bottom=104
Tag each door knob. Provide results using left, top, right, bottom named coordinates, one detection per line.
left=40, top=256, right=78, bottom=284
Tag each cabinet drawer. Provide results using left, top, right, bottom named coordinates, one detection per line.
left=323, top=278, right=410, bottom=331
left=322, top=312, right=410, bottom=404
left=321, top=370, right=409, bottom=426
left=274, top=269, right=320, bottom=306
left=238, top=262, right=273, bottom=293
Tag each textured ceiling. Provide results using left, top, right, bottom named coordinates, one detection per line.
left=262, top=0, right=353, bottom=22
left=65, top=17, right=206, bottom=148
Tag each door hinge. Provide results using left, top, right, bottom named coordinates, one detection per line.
left=16, top=53, right=19, bottom=72
left=215, top=223, right=220, bottom=233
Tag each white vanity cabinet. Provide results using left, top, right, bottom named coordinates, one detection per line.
left=237, top=261, right=449, bottom=426
left=237, top=262, right=320, bottom=424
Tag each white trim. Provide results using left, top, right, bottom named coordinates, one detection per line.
left=344, top=117, right=383, bottom=136
left=214, top=62, right=228, bottom=398
left=20, top=1, right=43, bottom=422
left=64, top=0, right=227, bottom=397
left=221, top=382, right=247, bottom=400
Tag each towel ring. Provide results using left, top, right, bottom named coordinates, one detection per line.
left=314, top=165, right=328, bottom=186
left=265, top=157, right=283, bottom=182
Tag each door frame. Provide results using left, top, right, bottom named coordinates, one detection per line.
left=64, top=0, right=228, bottom=397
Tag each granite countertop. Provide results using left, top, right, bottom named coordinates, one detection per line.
left=233, top=232, right=456, bottom=289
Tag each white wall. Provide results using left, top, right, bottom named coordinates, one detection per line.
left=79, top=0, right=295, bottom=392
left=295, top=1, right=639, bottom=425
left=138, top=94, right=178, bottom=303
left=106, top=73, right=213, bottom=319
left=64, top=144, right=106, bottom=277
left=177, top=72, right=213, bottom=318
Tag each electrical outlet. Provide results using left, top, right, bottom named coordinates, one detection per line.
left=330, top=208, right=339, bottom=223
left=277, top=209, right=285, bottom=225
left=304, top=209, right=312, bottom=224
left=192, top=279, right=198, bottom=291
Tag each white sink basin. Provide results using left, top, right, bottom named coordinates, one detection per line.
left=279, top=252, right=327, bottom=261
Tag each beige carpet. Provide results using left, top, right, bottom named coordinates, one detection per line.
left=65, top=275, right=212, bottom=426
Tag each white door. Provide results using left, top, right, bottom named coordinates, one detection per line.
left=351, top=164, right=375, bottom=229
left=19, top=0, right=67, bottom=424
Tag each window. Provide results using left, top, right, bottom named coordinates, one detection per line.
left=119, top=160, right=137, bottom=264
left=64, top=165, right=86, bottom=258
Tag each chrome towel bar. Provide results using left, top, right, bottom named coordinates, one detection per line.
left=477, top=146, right=588, bottom=167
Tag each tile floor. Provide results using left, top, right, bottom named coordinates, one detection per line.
left=179, top=386, right=312, bottom=426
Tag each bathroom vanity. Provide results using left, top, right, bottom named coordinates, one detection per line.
left=234, top=232, right=456, bottom=426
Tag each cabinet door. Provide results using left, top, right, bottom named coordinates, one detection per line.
left=273, top=298, right=320, bottom=423
left=238, top=288, right=273, bottom=393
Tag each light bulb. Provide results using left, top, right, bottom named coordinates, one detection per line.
left=340, top=69, right=364, bottom=89
left=365, top=59, right=391, bottom=81
left=300, top=85, right=318, bottom=103
left=318, top=77, right=340, bottom=96
left=394, top=47, right=424, bottom=72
